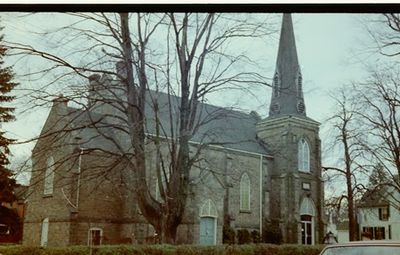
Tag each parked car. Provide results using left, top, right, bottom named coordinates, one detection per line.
left=319, top=241, right=400, bottom=255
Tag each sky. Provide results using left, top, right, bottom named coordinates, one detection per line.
left=0, top=12, right=379, bottom=186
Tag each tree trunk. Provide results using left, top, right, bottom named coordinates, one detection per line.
left=162, top=219, right=178, bottom=243
left=120, top=11, right=164, bottom=237
left=343, top=128, right=357, bottom=241
left=120, top=13, right=191, bottom=244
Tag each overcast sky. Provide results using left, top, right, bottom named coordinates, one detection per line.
left=0, top=12, right=380, bottom=185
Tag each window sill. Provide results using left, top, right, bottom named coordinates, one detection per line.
left=299, top=170, right=312, bottom=174
left=43, top=194, right=53, bottom=198
left=240, top=209, right=251, bottom=214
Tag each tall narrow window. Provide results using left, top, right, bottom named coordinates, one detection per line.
left=274, top=72, right=280, bottom=97
left=44, top=157, right=55, bottom=195
left=298, top=138, right=310, bottom=172
left=240, top=173, right=251, bottom=211
left=297, top=72, right=303, bottom=96
left=40, top=218, right=49, bottom=247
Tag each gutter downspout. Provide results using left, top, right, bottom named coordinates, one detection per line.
left=61, top=147, right=85, bottom=211
left=260, top=154, right=263, bottom=235
left=76, top=148, right=84, bottom=210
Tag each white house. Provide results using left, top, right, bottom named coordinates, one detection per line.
left=358, top=185, right=400, bottom=240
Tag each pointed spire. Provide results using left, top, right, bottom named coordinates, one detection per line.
left=269, top=13, right=306, bottom=118
left=277, top=13, right=299, bottom=75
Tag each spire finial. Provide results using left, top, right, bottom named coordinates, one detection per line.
left=269, top=13, right=306, bottom=118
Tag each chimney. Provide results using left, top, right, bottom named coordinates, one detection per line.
left=88, top=74, right=101, bottom=89
left=52, top=94, right=69, bottom=106
left=52, top=94, right=69, bottom=117
left=116, top=61, right=127, bottom=81
left=88, top=74, right=101, bottom=107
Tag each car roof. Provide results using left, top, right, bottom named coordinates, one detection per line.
left=324, top=241, right=400, bottom=248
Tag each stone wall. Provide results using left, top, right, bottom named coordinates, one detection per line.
left=24, top=96, right=271, bottom=246
left=256, top=116, right=323, bottom=244
left=23, top=98, right=77, bottom=246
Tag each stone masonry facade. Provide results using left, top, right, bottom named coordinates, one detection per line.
left=23, top=13, right=324, bottom=246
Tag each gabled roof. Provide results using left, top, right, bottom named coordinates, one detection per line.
left=358, top=175, right=400, bottom=208
left=68, top=107, right=123, bottom=152
left=358, top=187, right=391, bottom=208
left=145, top=91, right=269, bottom=154
left=68, top=89, right=270, bottom=156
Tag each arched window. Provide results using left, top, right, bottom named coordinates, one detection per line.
left=44, top=157, right=55, bottom=195
left=200, top=199, right=218, bottom=218
left=300, top=197, right=316, bottom=217
left=298, top=138, right=310, bottom=172
left=240, top=173, right=251, bottom=211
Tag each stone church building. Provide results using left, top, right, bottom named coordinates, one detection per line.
left=23, top=14, right=324, bottom=246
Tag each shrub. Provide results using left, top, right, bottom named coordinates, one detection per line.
left=263, top=222, right=283, bottom=244
left=0, top=244, right=324, bottom=255
left=237, top=229, right=251, bottom=244
left=254, top=243, right=279, bottom=255
left=237, top=244, right=256, bottom=255
left=222, top=225, right=235, bottom=244
left=277, top=244, right=323, bottom=255
left=140, top=244, right=175, bottom=255
left=0, top=246, right=89, bottom=255
left=251, top=230, right=260, bottom=243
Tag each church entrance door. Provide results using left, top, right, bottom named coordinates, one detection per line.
left=301, top=215, right=313, bottom=245
left=300, top=197, right=316, bottom=245
left=199, top=217, right=216, bottom=245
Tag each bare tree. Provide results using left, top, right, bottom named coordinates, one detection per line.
left=352, top=65, right=400, bottom=205
left=7, top=12, right=275, bottom=243
left=364, top=13, right=400, bottom=57
left=345, top=12, right=400, bottom=212
left=323, top=87, right=368, bottom=241
left=325, top=64, right=400, bottom=241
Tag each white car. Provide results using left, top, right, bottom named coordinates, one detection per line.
left=319, top=241, right=400, bottom=255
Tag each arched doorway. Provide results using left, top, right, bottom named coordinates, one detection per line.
left=199, top=199, right=217, bottom=245
left=300, top=197, right=316, bottom=245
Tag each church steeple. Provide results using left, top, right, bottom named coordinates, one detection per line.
left=269, top=13, right=306, bottom=118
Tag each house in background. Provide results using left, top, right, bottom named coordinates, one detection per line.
left=336, top=220, right=349, bottom=243
left=22, top=14, right=324, bottom=246
left=358, top=185, right=400, bottom=241
left=0, top=184, right=28, bottom=243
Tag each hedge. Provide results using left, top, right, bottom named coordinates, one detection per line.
left=0, top=244, right=324, bottom=255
